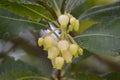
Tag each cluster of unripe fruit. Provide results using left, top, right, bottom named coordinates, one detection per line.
left=38, top=14, right=83, bottom=70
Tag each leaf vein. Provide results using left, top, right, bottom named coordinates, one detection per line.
left=74, top=34, right=120, bottom=39
left=79, top=5, right=120, bottom=20
left=21, top=4, right=53, bottom=22
left=0, top=16, right=45, bottom=27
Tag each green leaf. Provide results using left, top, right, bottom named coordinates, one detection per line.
left=36, top=0, right=61, bottom=17
left=75, top=2, right=120, bottom=55
left=22, top=55, right=53, bottom=78
left=79, top=1, right=120, bottom=21
left=0, top=57, right=47, bottom=80
left=56, top=0, right=64, bottom=8
left=65, top=0, right=83, bottom=13
left=93, top=0, right=117, bottom=6
left=70, top=0, right=87, bottom=18
left=73, top=72, right=104, bottom=80
left=48, top=0, right=61, bottom=17
left=78, top=20, right=98, bottom=34
left=0, top=9, right=45, bottom=38
left=0, top=0, right=30, bottom=3
left=105, top=72, right=120, bottom=80
left=71, top=0, right=117, bottom=18
left=75, top=18, right=120, bottom=55
left=84, top=0, right=117, bottom=9
left=64, top=50, right=93, bottom=77
left=0, top=1, right=54, bottom=22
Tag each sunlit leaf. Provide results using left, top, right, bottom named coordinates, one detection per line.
left=78, top=20, right=98, bottom=34
left=93, top=0, right=117, bottom=6
left=0, top=1, right=54, bottom=22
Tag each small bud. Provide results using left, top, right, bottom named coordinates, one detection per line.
left=70, top=17, right=79, bottom=32
left=57, top=40, right=69, bottom=53
left=68, top=25, right=73, bottom=31
left=78, top=48, right=83, bottom=55
left=43, top=36, right=54, bottom=50
left=38, top=37, right=44, bottom=46
left=74, top=20, right=79, bottom=32
left=62, top=51, right=72, bottom=63
left=48, top=46, right=60, bottom=59
left=66, top=13, right=73, bottom=18
left=55, top=57, right=64, bottom=70
left=69, top=44, right=79, bottom=57
left=58, top=14, right=69, bottom=27
left=70, top=17, right=76, bottom=26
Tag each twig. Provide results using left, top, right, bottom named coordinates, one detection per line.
left=57, top=70, right=61, bottom=80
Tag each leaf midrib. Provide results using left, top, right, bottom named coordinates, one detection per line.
left=0, top=15, right=45, bottom=27
left=74, top=33, right=120, bottom=39
left=21, top=4, right=53, bottom=22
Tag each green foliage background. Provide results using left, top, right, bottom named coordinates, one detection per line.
left=0, top=0, right=120, bottom=80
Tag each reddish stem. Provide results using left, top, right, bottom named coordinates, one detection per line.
left=57, top=70, right=61, bottom=80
